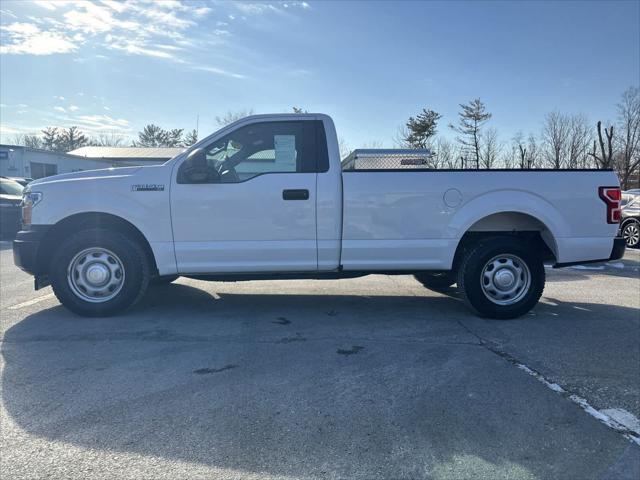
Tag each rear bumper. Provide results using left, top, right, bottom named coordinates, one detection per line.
left=12, top=226, right=50, bottom=275
left=554, top=237, right=626, bottom=268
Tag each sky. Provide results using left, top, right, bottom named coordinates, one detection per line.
left=0, top=0, right=639, bottom=149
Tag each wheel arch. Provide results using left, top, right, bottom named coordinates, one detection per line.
left=621, top=216, right=640, bottom=228
left=450, top=211, right=558, bottom=273
left=37, top=212, right=159, bottom=276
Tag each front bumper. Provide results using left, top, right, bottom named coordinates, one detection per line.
left=12, top=226, right=50, bottom=275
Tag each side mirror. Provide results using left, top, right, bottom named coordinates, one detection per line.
left=177, top=148, right=219, bottom=184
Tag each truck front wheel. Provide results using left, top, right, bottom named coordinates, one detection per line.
left=457, top=237, right=545, bottom=319
left=50, top=229, right=150, bottom=317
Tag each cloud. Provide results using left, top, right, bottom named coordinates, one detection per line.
left=0, top=124, right=33, bottom=135
left=192, top=65, right=246, bottom=79
left=75, top=114, right=131, bottom=132
left=289, top=68, right=311, bottom=77
left=33, top=1, right=58, bottom=11
left=236, top=1, right=311, bottom=15
left=64, top=2, right=139, bottom=34
left=0, top=0, right=308, bottom=77
left=106, top=35, right=175, bottom=59
left=193, top=7, right=212, bottom=17
left=54, top=106, right=66, bottom=113
left=235, top=3, right=276, bottom=15
left=69, top=105, right=80, bottom=111
left=0, top=22, right=77, bottom=55
left=100, top=0, right=129, bottom=14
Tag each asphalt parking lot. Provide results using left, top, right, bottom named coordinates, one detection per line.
left=1, top=240, right=639, bottom=480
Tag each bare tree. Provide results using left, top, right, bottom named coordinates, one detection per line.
left=361, top=140, right=384, bottom=149
left=526, top=133, right=540, bottom=169
left=450, top=98, right=492, bottom=169
left=479, top=127, right=501, bottom=168
left=567, top=114, right=591, bottom=169
left=542, top=111, right=571, bottom=168
left=393, top=124, right=411, bottom=148
left=432, top=137, right=459, bottom=169
left=11, top=133, right=42, bottom=149
left=615, top=86, right=640, bottom=189
left=215, top=109, right=254, bottom=126
left=511, top=131, right=526, bottom=168
left=92, top=132, right=125, bottom=147
left=338, top=137, right=350, bottom=160
left=588, top=120, right=615, bottom=169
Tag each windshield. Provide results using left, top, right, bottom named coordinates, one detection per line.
left=0, top=179, right=24, bottom=196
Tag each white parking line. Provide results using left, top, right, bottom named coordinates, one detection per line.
left=7, top=293, right=55, bottom=310
left=516, top=362, right=640, bottom=445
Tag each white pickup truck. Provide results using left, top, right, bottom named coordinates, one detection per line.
left=14, top=113, right=625, bottom=319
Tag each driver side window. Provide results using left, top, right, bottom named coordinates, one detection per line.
left=178, top=121, right=314, bottom=184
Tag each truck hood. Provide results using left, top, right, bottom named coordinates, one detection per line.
left=27, top=166, right=143, bottom=188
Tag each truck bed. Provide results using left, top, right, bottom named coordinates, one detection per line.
left=340, top=169, right=620, bottom=270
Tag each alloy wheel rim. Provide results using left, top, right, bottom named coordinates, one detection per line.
left=623, top=223, right=639, bottom=246
left=480, top=254, right=531, bottom=306
left=67, top=248, right=125, bottom=303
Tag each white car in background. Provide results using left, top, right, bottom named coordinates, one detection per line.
left=621, top=191, right=640, bottom=248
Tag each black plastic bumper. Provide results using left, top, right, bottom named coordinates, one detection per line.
left=609, top=236, right=626, bottom=261
left=12, top=226, right=50, bottom=275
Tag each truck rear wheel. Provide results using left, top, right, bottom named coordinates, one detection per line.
left=50, top=229, right=150, bottom=317
left=457, top=237, right=545, bottom=319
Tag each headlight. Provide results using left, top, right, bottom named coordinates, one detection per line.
left=22, top=191, right=43, bottom=207
left=21, top=191, right=42, bottom=226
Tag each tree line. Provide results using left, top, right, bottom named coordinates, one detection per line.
left=12, top=125, right=200, bottom=151
left=396, top=86, right=639, bottom=189
left=10, top=90, right=639, bottom=188
left=10, top=109, right=258, bottom=152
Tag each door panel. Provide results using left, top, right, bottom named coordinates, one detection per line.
left=171, top=173, right=317, bottom=273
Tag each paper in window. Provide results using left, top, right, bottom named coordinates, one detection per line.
left=274, top=135, right=296, bottom=169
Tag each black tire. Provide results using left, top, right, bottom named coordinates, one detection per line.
left=457, top=236, right=545, bottom=319
left=622, top=219, right=640, bottom=248
left=151, top=275, right=179, bottom=285
left=414, top=271, right=456, bottom=291
left=50, top=228, right=150, bottom=317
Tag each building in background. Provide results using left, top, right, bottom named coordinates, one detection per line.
left=0, top=145, right=185, bottom=180
left=68, top=147, right=184, bottom=167
left=0, top=144, right=112, bottom=179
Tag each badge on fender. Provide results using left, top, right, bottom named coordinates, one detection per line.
left=131, top=184, right=165, bottom=192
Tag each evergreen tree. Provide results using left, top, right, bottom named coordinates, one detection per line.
left=184, top=129, right=198, bottom=146
left=41, top=127, right=59, bottom=151
left=450, top=98, right=492, bottom=169
left=404, top=109, right=442, bottom=148
left=133, top=124, right=168, bottom=147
